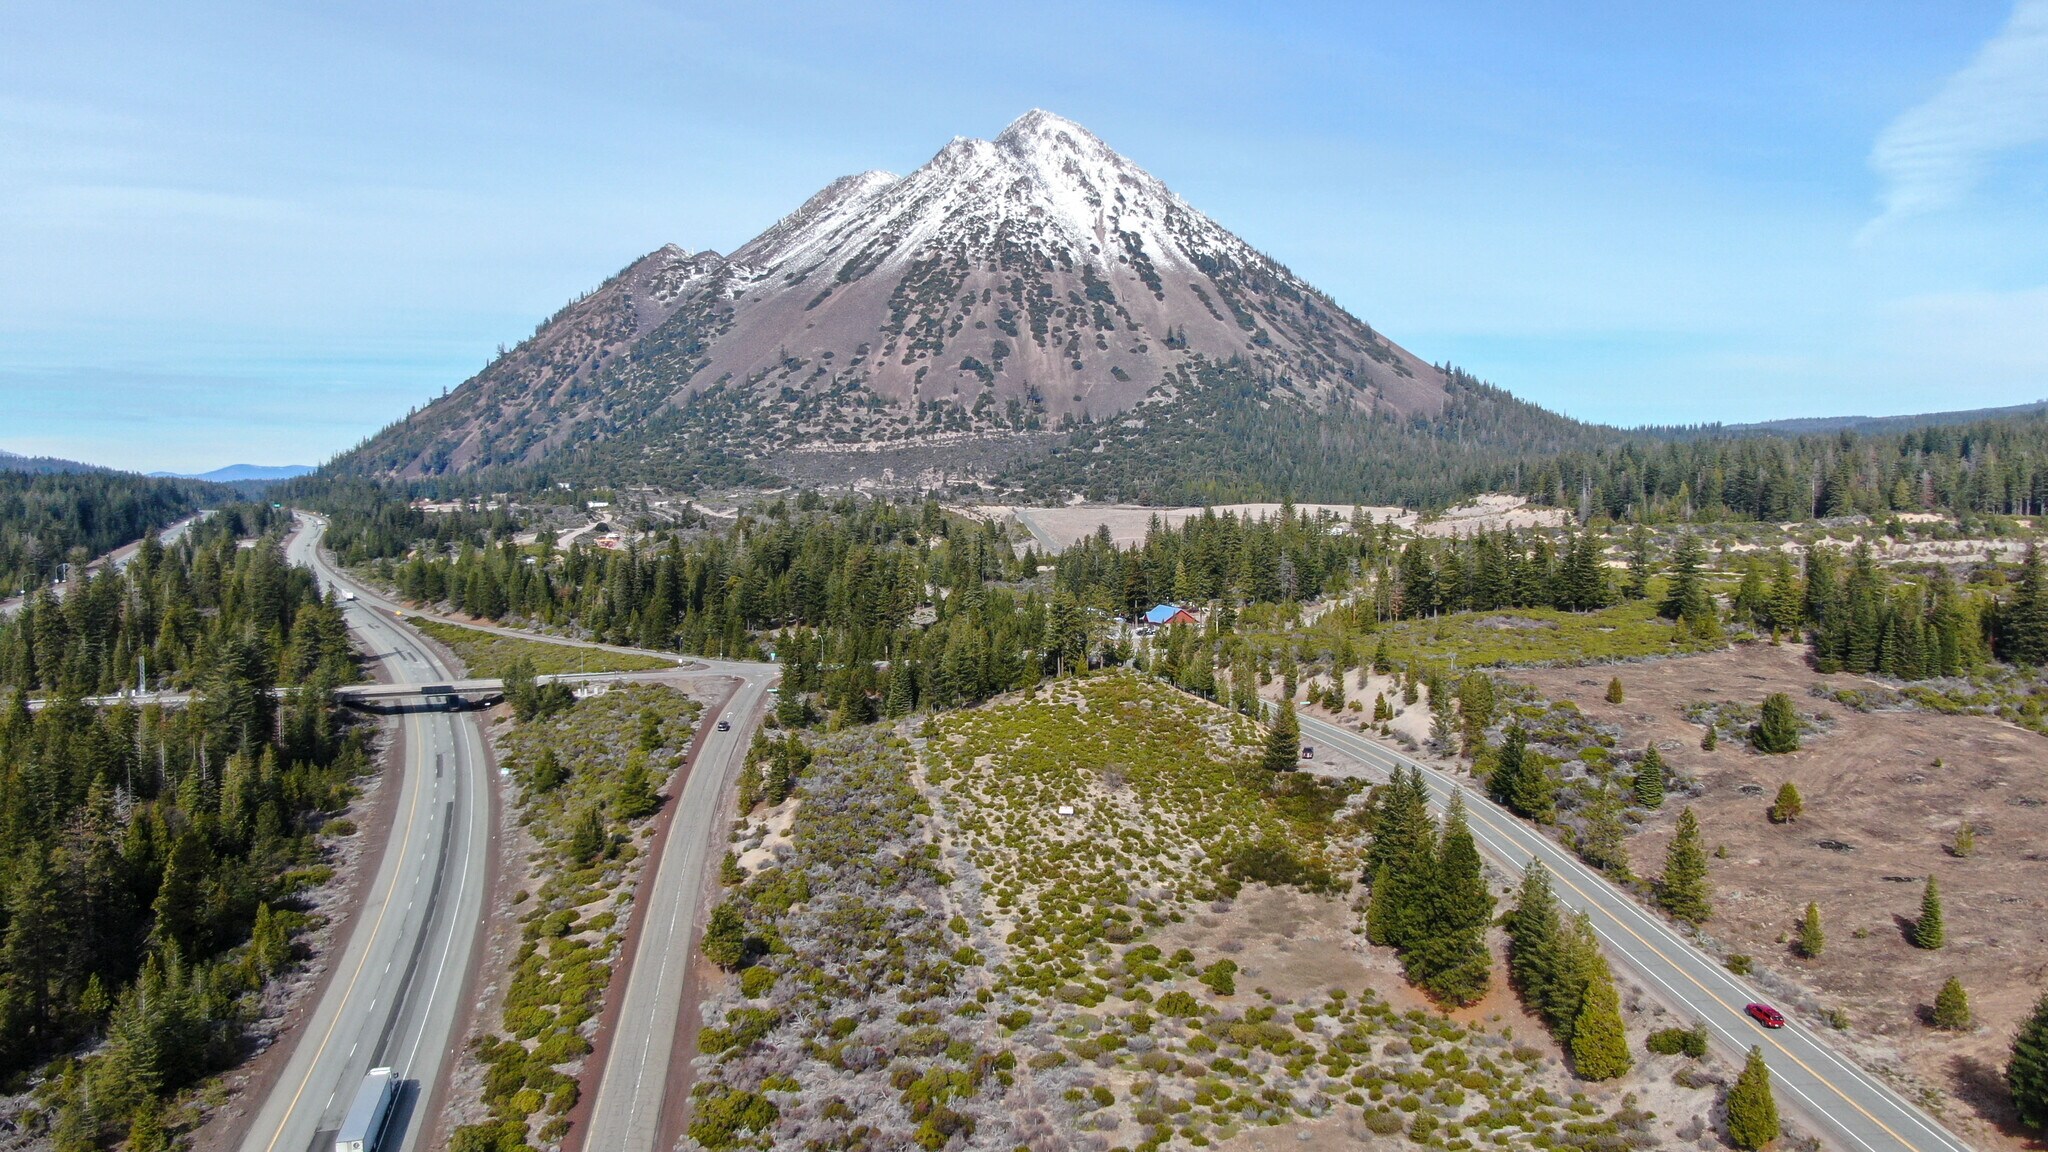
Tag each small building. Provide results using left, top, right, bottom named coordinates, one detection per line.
left=1143, top=603, right=1198, bottom=627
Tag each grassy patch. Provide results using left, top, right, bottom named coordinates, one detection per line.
left=408, top=616, right=676, bottom=678
left=1360, top=598, right=1725, bottom=669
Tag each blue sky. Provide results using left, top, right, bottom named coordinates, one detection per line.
left=4, top=1, right=2047, bottom=473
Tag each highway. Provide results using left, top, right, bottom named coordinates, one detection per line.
left=579, top=669, right=773, bottom=1152
left=0, top=510, right=210, bottom=620
left=1296, top=712, right=1975, bottom=1152
left=237, top=517, right=491, bottom=1152
left=283, top=522, right=779, bottom=1151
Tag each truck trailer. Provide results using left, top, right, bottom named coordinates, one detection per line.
left=333, top=1067, right=398, bottom=1152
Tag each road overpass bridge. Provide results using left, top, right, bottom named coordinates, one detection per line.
left=19, top=669, right=677, bottom=713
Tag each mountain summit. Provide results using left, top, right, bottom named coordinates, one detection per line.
left=344, top=111, right=1453, bottom=480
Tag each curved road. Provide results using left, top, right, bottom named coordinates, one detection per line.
left=238, top=517, right=491, bottom=1152
left=1297, top=713, right=1974, bottom=1152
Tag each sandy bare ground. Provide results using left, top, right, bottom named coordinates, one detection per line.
left=1509, top=644, right=2048, bottom=1151
left=976, top=494, right=1568, bottom=552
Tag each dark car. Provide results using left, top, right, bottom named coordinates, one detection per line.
left=1745, top=1003, right=1785, bottom=1029
left=716, top=719, right=731, bottom=732
left=1300, top=746, right=1315, bottom=760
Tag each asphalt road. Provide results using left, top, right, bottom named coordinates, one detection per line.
left=0, top=510, right=210, bottom=620
left=297, top=529, right=779, bottom=1152
left=579, top=669, right=774, bottom=1152
left=236, top=517, right=491, bottom=1152
left=1296, top=713, right=1975, bottom=1152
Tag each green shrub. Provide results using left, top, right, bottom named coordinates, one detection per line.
left=1646, top=1025, right=1709, bottom=1058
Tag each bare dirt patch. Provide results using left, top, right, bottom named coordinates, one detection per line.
left=1510, top=643, right=2048, bottom=1150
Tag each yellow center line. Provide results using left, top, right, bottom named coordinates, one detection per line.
left=259, top=662, right=425, bottom=1152
left=1316, top=721, right=1941, bottom=1152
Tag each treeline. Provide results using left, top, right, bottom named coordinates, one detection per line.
left=995, top=361, right=2048, bottom=521
left=1539, top=415, right=2048, bottom=523
left=0, top=504, right=337, bottom=698
left=0, top=510, right=365, bottom=1148
left=0, top=470, right=218, bottom=600
left=1720, top=541, right=2048, bottom=679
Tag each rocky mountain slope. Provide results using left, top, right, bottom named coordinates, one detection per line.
left=340, top=111, right=1455, bottom=481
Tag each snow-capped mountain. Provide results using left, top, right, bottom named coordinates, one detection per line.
left=343, top=111, right=1452, bottom=480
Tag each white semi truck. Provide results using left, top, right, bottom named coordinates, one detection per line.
left=333, top=1067, right=397, bottom=1152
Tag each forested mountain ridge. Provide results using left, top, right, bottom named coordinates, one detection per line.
left=1, top=469, right=219, bottom=598
left=331, top=110, right=1454, bottom=483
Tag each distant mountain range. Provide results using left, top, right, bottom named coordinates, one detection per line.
left=1718, top=400, right=2048, bottom=437
left=336, top=110, right=1458, bottom=485
left=148, top=464, right=316, bottom=483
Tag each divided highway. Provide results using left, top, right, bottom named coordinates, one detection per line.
left=1297, top=713, right=1975, bottom=1152
left=238, top=518, right=491, bottom=1152
left=276, top=516, right=778, bottom=1152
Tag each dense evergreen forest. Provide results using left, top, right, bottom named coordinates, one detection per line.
left=1013, top=364, right=2048, bottom=516
left=0, top=470, right=219, bottom=600
left=319, top=478, right=2048, bottom=739
left=0, top=506, right=365, bottom=1148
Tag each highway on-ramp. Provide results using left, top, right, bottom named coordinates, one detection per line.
left=236, top=517, right=491, bottom=1152
left=1297, top=713, right=1975, bottom=1152
left=578, top=667, right=774, bottom=1152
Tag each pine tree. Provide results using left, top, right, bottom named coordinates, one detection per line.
left=1702, top=723, right=1719, bottom=751
left=1658, top=807, right=1713, bottom=924
left=613, top=749, right=661, bottom=819
left=703, top=901, right=749, bottom=970
left=1406, top=793, right=1493, bottom=1005
left=567, top=807, right=607, bottom=863
left=1933, top=976, right=1971, bottom=1030
left=1427, top=676, right=1459, bottom=756
left=2000, top=544, right=2048, bottom=666
left=1752, top=692, right=1801, bottom=753
left=1633, top=746, right=1666, bottom=808
left=1913, top=875, right=1946, bottom=949
left=1798, top=902, right=1825, bottom=959
left=1660, top=533, right=1720, bottom=638
left=1577, top=788, right=1632, bottom=878
left=884, top=663, right=914, bottom=717
left=1550, top=912, right=1604, bottom=1046
left=1506, top=861, right=1562, bottom=1010
left=1510, top=745, right=1558, bottom=824
left=2010, top=991, right=2048, bottom=1130
left=1726, top=1047, right=1781, bottom=1150
left=1457, top=673, right=1496, bottom=753
left=1606, top=676, right=1625, bottom=704
left=1768, top=781, right=1803, bottom=823
left=1371, top=635, right=1393, bottom=675
left=1624, top=524, right=1653, bottom=600
left=1488, top=725, right=1526, bottom=810
left=1569, top=959, right=1633, bottom=1081
left=1952, top=822, right=1975, bottom=858
left=1263, top=698, right=1301, bottom=771
left=1365, top=768, right=1436, bottom=952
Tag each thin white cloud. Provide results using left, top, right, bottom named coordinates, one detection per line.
left=1866, top=0, right=2048, bottom=234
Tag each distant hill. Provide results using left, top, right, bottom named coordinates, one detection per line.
left=1644, top=400, right=2048, bottom=441
left=0, top=449, right=106, bottom=475
left=148, top=464, right=315, bottom=483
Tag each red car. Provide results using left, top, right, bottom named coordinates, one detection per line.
left=1745, top=1003, right=1785, bottom=1029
